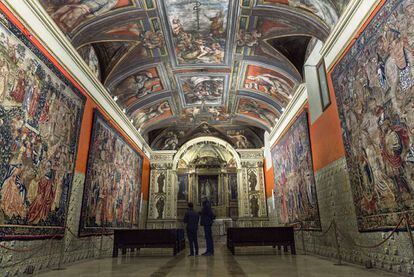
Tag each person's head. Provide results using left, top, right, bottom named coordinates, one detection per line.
left=188, top=202, right=194, bottom=209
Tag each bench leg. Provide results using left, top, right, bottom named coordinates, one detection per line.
left=283, top=245, right=288, bottom=253
left=291, top=243, right=296, bottom=255
left=112, top=244, right=119, bottom=257
left=122, top=248, right=127, bottom=255
left=277, top=245, right=282, bottom=251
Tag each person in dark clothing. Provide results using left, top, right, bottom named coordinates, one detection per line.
left=199, top=199, right=215, bottom=256
left=183, top=202, right=199, bottom=256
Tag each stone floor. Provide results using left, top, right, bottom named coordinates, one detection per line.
left=36, top=244, right=400, bottom=277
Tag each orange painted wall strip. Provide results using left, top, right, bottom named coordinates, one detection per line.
left=263, top=159, right=275, bottom=198
left=310, top=0, right=387, bottom=172
left=0, top=3, right=150, bottom=196
left=141, top=159, right=151, bottom=201
left=308, top=84, right=345, bottom=172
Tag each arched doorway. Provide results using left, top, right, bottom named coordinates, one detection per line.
left=146, top=136, right=267, bottom=229
left=172, top=137, right=242, bottom=220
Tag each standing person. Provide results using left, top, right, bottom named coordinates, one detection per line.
left=183, top=202, right=199, bottom=256
left=200, top=199, right=215, bottom=256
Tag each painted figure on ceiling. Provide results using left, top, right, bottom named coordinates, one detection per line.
left=133, top=101, right=170, bottom=130
left=288, top=0, right=338, bottom=27
left=182, top=76, right=223, bottom=105
left=246, top=73, right=292, bottom=100
left=240, top=99, right=276, bottom=127
left=237, top=30, right=262, bottom=47
left=206, top=11, right=225, bottom=38
left=167, top=0, right=228, bottom=65
left=163, top=131, right=179, bottom=150
left=51, top=0, right=119, bottom=33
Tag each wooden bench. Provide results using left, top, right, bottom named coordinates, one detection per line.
left=227, top=227, right=295, bottom=255
left=112, top=229, right=185, bottom=257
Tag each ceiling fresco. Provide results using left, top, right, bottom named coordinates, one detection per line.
left=38, top=0, right=350, bottom=149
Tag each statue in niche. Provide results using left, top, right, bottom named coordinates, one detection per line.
left=248, top=171, right=257, bottom=191
left=156, top=197, right=165, bottom=219
left=177, top=175, right=188, bottom=201
left=228, top=174, right=237, bottom=200
left=157, top=172, right=165, bottom=193
left=250, top=195, right=259, bottom=217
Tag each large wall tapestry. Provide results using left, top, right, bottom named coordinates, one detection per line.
left=0, top=15, right=85, bottom=239
left=271, top=111, right=320, bottom=230
left=79, top=111, right=143, bottom=236
left=331, top=0, right=414, bottom=231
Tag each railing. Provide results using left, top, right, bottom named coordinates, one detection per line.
left=293, top=212, right=414, bottom=267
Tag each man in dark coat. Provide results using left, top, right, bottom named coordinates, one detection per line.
left=199, top=199, right=215, bottom=256
left=183, top=202, right=199, bottom=256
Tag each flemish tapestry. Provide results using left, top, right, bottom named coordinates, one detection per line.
left=79, top=111, right=143, bottom=236
left=271, top=111, right=320, bottom=230
left=0, top=14, right=85, bottom=239
left=331, top=0, right=414, bottom=231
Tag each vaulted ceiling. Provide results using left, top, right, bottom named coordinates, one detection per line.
left=39, top=0, right=349, bottom=150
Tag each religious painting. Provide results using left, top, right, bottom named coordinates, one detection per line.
left=198, top=175, right=219, bottom=206
left=237, top=98, right=279, bottom=128
left=258, top=0, right=338, bottom=27
left=331, top=0, right=414, bottom=231
left=178, top=174, right=188, bottom=201
left=181, top=105, right=230, bottom=122
left=178, top=75, right=225, bottom=106
left=162, top=0, right=231, bottom=66
left=79, top=111, right=142, bottom=236
left=39, top=0, right=134, bottom=34
left=226, top=129, right=259, bottom=149
left=228, top=173, right=238, bottom=200
left=0, top=15, right=85, bottom=239
left=112, top=67, right=165, bottom=106
left=78, top=45, right=101, bottom=80
left=271, top=111, right=321, bottom=230
left=131, top=100, right=172, bottom=130
left=242, top=64, right=294, bottom=104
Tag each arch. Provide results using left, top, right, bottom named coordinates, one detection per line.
left=172, top=136, right=242, bottom=170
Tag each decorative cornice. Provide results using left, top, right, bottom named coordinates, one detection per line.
left=269, top=83, right=307, bottom=141
left=237, top=149, right=264, bottom=161
left=4, top=0, right=152, bottom=158
left=320, top=0, right=382, bottom=70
